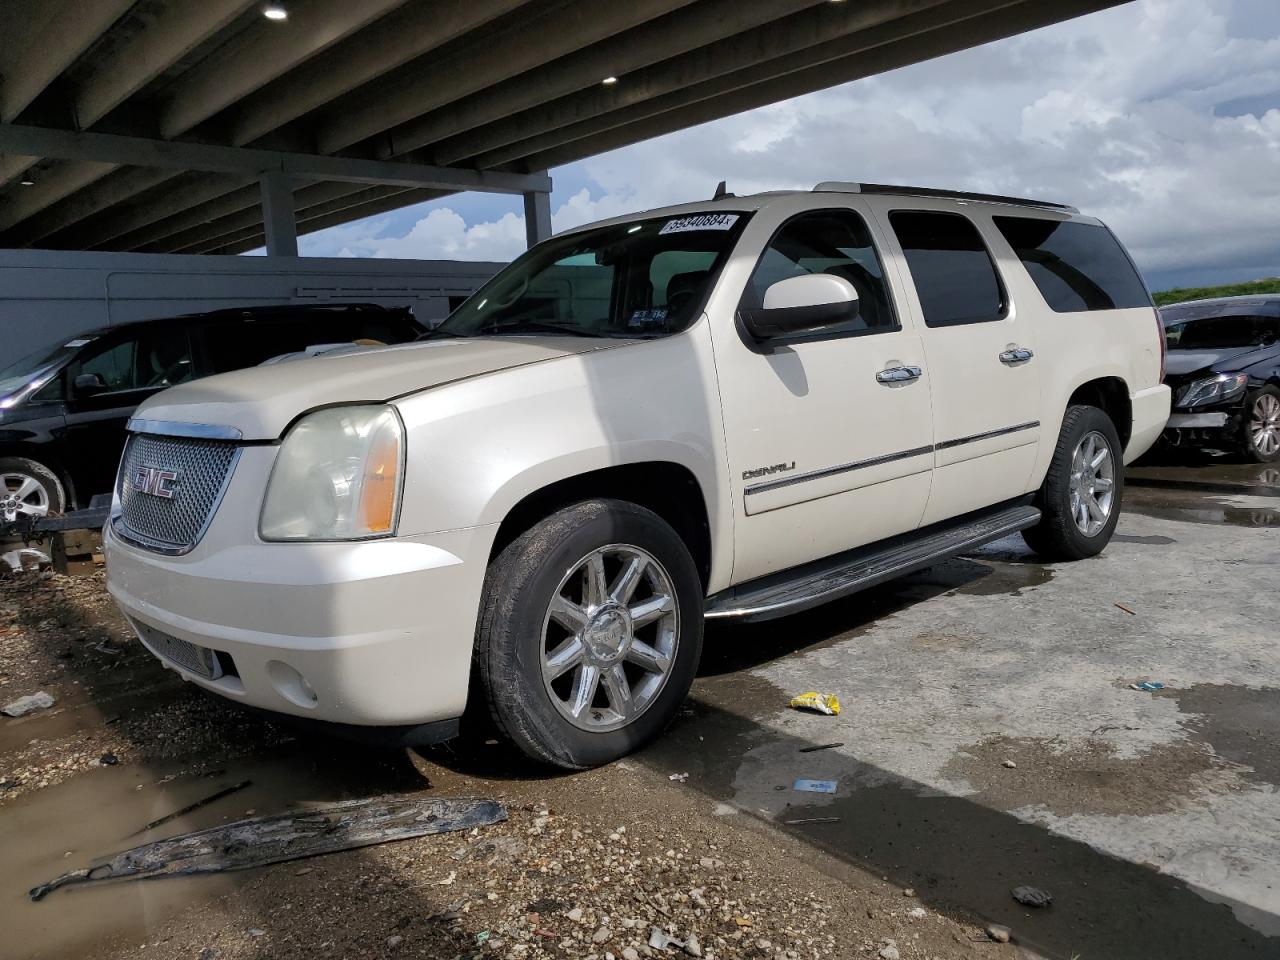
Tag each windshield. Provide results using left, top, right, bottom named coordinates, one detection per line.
left=0, top=341, right=80, bottom=400
left=428, top=211, right=750, bottom=340
left=1163, top=314, right=1280, bottom=350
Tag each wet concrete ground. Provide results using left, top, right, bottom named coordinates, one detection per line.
left=2, top=449, right=1277, bottom=960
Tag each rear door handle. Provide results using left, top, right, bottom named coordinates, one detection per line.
left=999, top=347, right=1034, bottom=365
left=876, top=365, right=922, bottom=384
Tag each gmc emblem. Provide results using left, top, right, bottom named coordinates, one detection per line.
left=133, top=465, right=179, bottom=499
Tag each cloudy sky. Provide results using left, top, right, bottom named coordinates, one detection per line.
left=299, top=0, right=1280, bottom=293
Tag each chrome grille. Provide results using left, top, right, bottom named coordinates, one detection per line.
left=130, top=617, right=221, bottom=679
left=116, top=433, right=240, bottom=553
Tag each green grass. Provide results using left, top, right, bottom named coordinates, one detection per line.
left=1152, top=278, right=1280, bottom=307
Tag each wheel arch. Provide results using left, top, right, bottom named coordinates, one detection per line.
left=487, top=460, right=714, bottom=592
left=1067, top=376, right=1132, bottom=450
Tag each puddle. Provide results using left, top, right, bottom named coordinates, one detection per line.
left=1126, top=491, right=1280, bottom=528
left=1159, top=685, right=1280, bottom=787
left=1, top=738, right=427, bottom=960
left=638, top=696, right=1279, bottom=960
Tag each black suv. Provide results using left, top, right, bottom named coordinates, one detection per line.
left=1161, top=295, right=1280, bottom=461
left=0, top=304, right=424, bottom=522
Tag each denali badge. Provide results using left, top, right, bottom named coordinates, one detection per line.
left=133, top=465, right=179, bottom=499
left=742, top=461, right=796, bottom=481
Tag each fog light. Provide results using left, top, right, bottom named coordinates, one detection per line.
left=267, top=660, right=318, bottom=708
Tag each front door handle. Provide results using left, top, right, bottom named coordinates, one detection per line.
left=1000, top=347, right=1034, bottom=365
left=876, top=365, right=923, bottom=384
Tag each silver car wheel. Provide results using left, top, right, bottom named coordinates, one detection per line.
left=1068, top=430, right=1115, bottom=537
left=1, top=472, right=51, bottom=523
left=1250, top=393, right=1280, bottom=457
left=540, top=543, right=679, bottom=733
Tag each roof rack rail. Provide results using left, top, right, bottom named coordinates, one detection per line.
left=812, top=181, right=1078, bottom=214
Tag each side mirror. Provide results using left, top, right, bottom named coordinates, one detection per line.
left=741, top=274, right=860, bottom=340
left=73, top=372, right=107, bottom=396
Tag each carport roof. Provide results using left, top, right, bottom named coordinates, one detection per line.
left=0, top=0, right=1124, bottom=256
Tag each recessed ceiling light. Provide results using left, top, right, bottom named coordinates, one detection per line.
left=19, top=179, right=34, bottom=186
left=263, top=3, right=287, bottom=20
left=601, top=76, right=618, bottom=85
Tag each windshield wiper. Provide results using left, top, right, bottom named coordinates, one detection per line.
left=476, top=320, right=609, bottom=338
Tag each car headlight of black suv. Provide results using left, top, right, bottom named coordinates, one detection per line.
left=1175, top=372, right=1248, bottom=408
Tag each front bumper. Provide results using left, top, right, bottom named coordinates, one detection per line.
left=104, top=461, right=496, bottom=730
left=1126, top=383, right=1173, bottom=463
left=1166, top=411, right=1230, bottom=429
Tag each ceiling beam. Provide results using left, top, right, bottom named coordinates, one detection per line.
left=432, top=0, right=958, bottom=167
left=157, top=0, right=408, bottom=140
left=0, top=160, right=118, bottom=231
left=0, top=0, right=135, bottom=122
left=1, top=166, right=173, bottom=246
left=72, top=0, right=259, bottom=129
left=315, top=0, right=697, bottom=156
left=512, top=0, right=1120, bottom=174
left=220, top=0, right=530, bottom=147
left=144, top=180, right=378, bottom=253
left=0, top=123, right=552, bottom=194
left=60, top=173, right=248, bottom=250
left=396, top=0, right=841, bottom=162
left=207, top=187, right=449, bottom=256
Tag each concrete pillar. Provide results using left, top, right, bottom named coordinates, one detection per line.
left=523, top=182, right=552, bottom=248
left=259, top=171, right=298, bottom=257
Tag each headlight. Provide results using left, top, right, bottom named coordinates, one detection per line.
left=1177, top=372, right=1247, bottom=408
left=260, top=405, right=404, bottom=541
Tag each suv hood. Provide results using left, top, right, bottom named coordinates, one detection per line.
left=135, top=337, right=622, bottom=440
left=1163, top=344, right=1275, bottom=378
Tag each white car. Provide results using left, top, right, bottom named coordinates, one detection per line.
left=105, top=183, right=1170, bottom=768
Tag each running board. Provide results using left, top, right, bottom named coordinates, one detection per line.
left=704, top=501, right=1040, bottom=622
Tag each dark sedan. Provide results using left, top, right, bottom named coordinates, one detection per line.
left=0, top=303, right=424, bottom=523
left=1160, top=295, right=1280, bottom=461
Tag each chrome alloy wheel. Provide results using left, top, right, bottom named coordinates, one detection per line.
left=540, top=544, right=679, bottom=732
left=1250, top=393, right=1280, bottom=457
left=1, top=472, right=50, bottom=523
left=1069, top=430, right=1115, bottom=537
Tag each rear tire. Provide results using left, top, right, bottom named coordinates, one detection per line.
left=0, top=457, right=66, bottom=524
left=1022, top=406, right=1123, bottom=561
left=474, top=499, right=703, bottom=769
left=1240, top=385, right=1280, bottom=463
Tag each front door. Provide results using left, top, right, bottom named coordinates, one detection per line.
left=870, top=203, right=1042, bottom=525
left=709, top=200, right=935, bottom=584
left=64, top=326, right=196, bottom=500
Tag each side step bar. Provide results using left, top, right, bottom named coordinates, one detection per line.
left=704, top=501, right=1041, bottom=622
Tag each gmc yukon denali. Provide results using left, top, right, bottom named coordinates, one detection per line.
left=104, top=183, right=1171, bottom=768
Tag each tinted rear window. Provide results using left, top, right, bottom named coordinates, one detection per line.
left=993, top=217, right=1150, bottom=312
left=889, top=210, right=1005, bottom=327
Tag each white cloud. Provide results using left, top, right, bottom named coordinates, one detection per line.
left=306, top=0, right=1280, bottom=288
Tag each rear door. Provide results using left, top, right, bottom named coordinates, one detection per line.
left=869, top=202, right=1042, bottom=524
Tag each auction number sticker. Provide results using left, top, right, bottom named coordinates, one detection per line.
left=658, top=213, right=739, bottom=234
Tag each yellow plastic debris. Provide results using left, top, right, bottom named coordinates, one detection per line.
left=788, top=692, right=841, bottom=716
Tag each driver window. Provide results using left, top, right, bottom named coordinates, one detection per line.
left=743, top=210, right=898, bottom=335
left=77, top=328, right=194, bottom=395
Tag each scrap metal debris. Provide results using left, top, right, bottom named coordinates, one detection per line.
left=798, top=742, right=844, bottom=753
left=30, top=795, right=506, bottom=901
left=3, top=691, right=54, bottom=717
left=134, top=779, right=253, bottom=835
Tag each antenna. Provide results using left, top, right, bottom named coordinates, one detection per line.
left=712, top=180, right=734, bottom=200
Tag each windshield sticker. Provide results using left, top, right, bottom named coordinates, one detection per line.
left=627, top=308, right=668, bottom=332
left=64, top=338, right=93, bottom=347
left=658, top=213, right=739, bottom=235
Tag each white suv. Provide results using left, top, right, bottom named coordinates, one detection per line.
left=105, top=183, right=1170, bottom=768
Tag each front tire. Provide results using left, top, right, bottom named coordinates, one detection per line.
left=1022, top=406, right=1123, bottom=561
left=1241, top=385, right=1280, bottom=463
left=0, top=457, right=66, bottom=525
left=474, top=499, right=703, bottom=769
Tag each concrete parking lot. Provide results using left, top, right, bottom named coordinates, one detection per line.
left=2, top=453, right=1277, bottom=960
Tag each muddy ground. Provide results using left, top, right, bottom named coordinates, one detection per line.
left=2, top=449, right=1278, bottom=960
